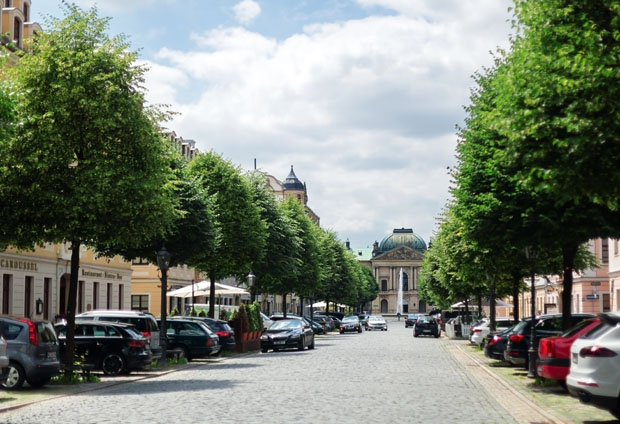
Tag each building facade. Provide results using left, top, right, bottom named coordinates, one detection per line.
left=0, top=244, right=132, bottom=320
left=352, top=228, right=429, bottom=315
left=2, top=0, right=41, bottom=51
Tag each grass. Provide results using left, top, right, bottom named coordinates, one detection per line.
left=50, top=371, right=100, bottom=385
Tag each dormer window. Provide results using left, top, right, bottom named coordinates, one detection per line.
left=23, top=2, right=29, bottom=21
left=4, top=1, right=11, bottom=8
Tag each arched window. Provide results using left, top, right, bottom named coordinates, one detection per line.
left=402, top=273, right=409, bottom=291
left=380, top=299, right=388, bottom=313
left=381, top=279, right=387, bottom=291
left=13, top=16, right=21, bottom=46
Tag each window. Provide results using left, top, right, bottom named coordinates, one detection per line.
left=93, top=282, right=99, bottom=309
left=44, top=278, right=51, bottom=320
left=24, top=276, right=33, bottom=317
left=131, top=295, right=149, bottom=312
left=23, top=2, right=29, bottom=21
left=131, top=258, right=149, bottom=265
left=118, top=284, right=124, bottom=309
left=615, top=239, right=619, bottom=256
left=2, top=274, right=10, bottom=314
left=602, top=239, right=609, bottom=264
left=4, top=1, right=11, bottom=8
left=402, top=273, right=409, bottom=291
left=78, top=280, right=84, bottom=313
left=106, top=283, right=112, bottom=309
left=381, top=280, right=388, bottom=291
left=13, top=17, right=21, bottom=46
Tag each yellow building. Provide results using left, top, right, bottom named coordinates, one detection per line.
left=2, top=0, right=41, bottom=51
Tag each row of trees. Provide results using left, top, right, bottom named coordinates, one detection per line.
left=419, top=0, right=620, bottom=331
left=0, top=5, right=377, bottom=372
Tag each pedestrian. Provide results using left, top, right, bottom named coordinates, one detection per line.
left=397, top=312, right=401, bottom=321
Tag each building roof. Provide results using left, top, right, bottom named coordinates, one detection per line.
left=351, top=248, right=373, bottom=261
left=378, top=228, right=427, bottom=253
left=282, top=165, right=305, bottom=190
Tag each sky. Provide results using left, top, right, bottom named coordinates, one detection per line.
left=34, top=0, right=514, bottom=249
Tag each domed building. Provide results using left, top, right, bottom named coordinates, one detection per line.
left=351, top=228, right=428, bottom=315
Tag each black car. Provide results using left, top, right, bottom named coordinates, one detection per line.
left=261, top=319, right=315, bottom=352
left=158, top=319, right=220, bottom=360
left=405, top=314, right=422, bottom=328
left=504, top=313, right=594, bottom=368
left=339, top=316, right=362, bottom=334
left=484, top=326, right=515, bottom=360
left=414, top=316, right=440, bottom=338
left=56, top=321, right=152, bottom=376
left=182, top=317, right=236, bottom=351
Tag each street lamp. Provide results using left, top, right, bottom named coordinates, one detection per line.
left=157, top=245, right=171, bottom=365
left=524, top=245, right=538, bottom=378
left=247, top=271, right=256, bottom=302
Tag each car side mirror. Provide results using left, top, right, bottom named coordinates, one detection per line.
left=304, top=325, right=311, bottom=329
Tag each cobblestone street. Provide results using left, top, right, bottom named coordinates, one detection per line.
left=3, top=321, right=522, bottom=424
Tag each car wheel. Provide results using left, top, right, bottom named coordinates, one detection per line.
left=434, top=333, right=440, bottom=338
left=177, top=346, right=191, bottom=362
left=414, top=333, right=419, bottom=338
left=308, top=338, right=315, bottom=350
left=261, top=348, right=268, bottom=353
left=358, top=328, right=362, bottom=333
left=298, top=339, right=305, bottom=351
left=26, top=377, right=51, bottom=388
left=101, top=353, right=126, bottom=376
left=2, top=362, right=26, bottom=390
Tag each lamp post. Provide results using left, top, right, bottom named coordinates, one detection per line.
left=157, top=245, right=171, bottom=366
left=247, top=271, right=256, bottom=303
left=525, top=245, right=538, bottom=378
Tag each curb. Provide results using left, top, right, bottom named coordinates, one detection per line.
left=452, top=343, right=568, bottom=424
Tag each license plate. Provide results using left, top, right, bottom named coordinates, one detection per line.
left=47, top=351, right=56, bottom=359
left=572, top=353, right=578, bottom=364
left=274, top=340, right=285, bottom=345
left=423, top=330, right=430, bottom=333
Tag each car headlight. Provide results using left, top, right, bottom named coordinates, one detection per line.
left=260, top=335, right=267, bottom=341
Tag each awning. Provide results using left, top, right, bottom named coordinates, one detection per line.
left=166, top=280, right=249, bottom=298
left=451, top=299, right=513, bottom=308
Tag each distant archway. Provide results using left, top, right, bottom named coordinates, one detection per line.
left=380, top=299, right=388, bottom=313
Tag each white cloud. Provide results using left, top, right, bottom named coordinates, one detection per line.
left=233, top=0, right=261, bottom=25
left=144, top=3, right=513, bottom=246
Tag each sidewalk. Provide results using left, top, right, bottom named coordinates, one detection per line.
left=447, top=339, right=619, bottom=424
left=0, top=357, right=223, bottom=413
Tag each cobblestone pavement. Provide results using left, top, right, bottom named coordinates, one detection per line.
left=2, top=321, right=522, bottom=424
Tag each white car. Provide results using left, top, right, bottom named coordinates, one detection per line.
left=260, top=312, right=273, bottom=331
left=366, top=315, right=388, bottom=331
left=470, top=318, right=513, bottom=346
left=566, top=312, right=620, bottom=419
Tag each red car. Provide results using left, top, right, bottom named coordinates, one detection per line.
left=537, top=317, right=601, bottom=381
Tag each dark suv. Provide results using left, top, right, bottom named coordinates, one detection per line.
left=413, top=316, right=440, bottom=338
left=56, top=321, right=153, bottom=376
left=0, top=317, right=60, bottom=389
left=504, top=313, right=594, bottom=368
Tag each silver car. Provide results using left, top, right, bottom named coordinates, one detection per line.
left=0, top=335, right=9, bottom=383
left=366, top=315, right=388, bottom=331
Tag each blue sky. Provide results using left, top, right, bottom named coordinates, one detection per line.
left=33, top=0, right=514, bottom=248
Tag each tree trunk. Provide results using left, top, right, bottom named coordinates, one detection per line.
left=64, top=240, right=81, bottom=375
left=477, top=293, right=482, bottom=318
left=489, top=282, right=496, bottom=332
left=562, top=244, right=578, bottom=331
left=325, top=297, right=330, bottom=313
left=299, top=295, right=304, bottom=317
left=512, top=273, right=520, bottom=326
left=464, top=299, right=469, bottom=324
left=208, top=271, right=216, bottom=318
left=282, top=293, right=287, bottom=318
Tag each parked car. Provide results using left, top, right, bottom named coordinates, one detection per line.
left=505, top=313, right=595, bottom=369
left=484, top=325, right=515, bottom=360
left=260, top=319, right=315, bottom=353
left=357, top=314, right=370, bottom=328
left=366, top=315, right=388, bottom=331
left=339, top=316, right=362, bottom=334
left=55, top=320, right=152, bottom=376
left=414, top=316, right=440, bottom=338
left=312, top=315, right=335, bottom=331
left=405, top=314, right=422, bottom=328
left=302, top=317, right=324, bottom=335
left=260, top=312, right=273, bottom=330
left=182, top=317, right=236, bottom=351
left=0, top=317, right=60, bottom=389
left=567, top=312, right=620, bottom=419
left=76, top=310, right=162, bottom=361
left=470, top=318, right=513, bottom=346
left=537, top=317, right=601, bottom=382
left=0, top=335, right=9, bottom=384
left=327, top=312, right=345, bottom=321
left=158, top=319, right=220, bottom=360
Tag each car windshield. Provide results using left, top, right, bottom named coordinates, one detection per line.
left=418, top=317, right=432, bottom=323
left=270, top=320, right=302, bottom=330
left=369, top=316, right=383, bottom=321
left=407, top=314, right=416, bottom=319
left=342, top=316, right=358, bottom=322
left=560, top=318, right=597, bottom=338
left=37, top=322, right=58, bottom=343
left=510, top=319, right=529, bottom=334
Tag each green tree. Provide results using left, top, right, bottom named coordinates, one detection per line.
left=187, top=151, right=266, bottom=318
left=0, top=4, right=178, bottom=372
left=245, top=172, right=302, bottom=302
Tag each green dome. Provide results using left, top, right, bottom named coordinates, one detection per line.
left=379, top=228, right=427, bottom=253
